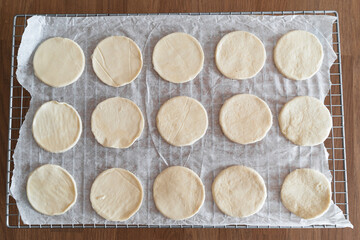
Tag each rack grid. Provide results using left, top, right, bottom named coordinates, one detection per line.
left=6, top=10, right=348, bottom=228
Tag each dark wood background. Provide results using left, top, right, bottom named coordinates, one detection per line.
left=0, top=0, right=359, bottom=239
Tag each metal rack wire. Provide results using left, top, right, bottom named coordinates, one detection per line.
left=6, top=10, right=348, bottom=228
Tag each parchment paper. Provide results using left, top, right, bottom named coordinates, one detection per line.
left=11, top=15, right=352, bottom=227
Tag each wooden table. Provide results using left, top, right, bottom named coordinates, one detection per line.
left=0, top=0, right=358, bottom=239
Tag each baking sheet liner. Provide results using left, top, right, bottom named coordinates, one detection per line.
left=11, top=15, right=352, bottom=227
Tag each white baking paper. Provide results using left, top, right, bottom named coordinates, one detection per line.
left=11, top=15, right=352, bottom=227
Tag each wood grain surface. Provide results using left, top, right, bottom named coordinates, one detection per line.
left=0, top=0, right=359, bottom=239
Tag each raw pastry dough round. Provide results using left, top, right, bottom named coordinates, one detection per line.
left=33, top=37, right=85, bottom=87
left=219, top=94, right=272, bottom=144
left=92, top=36, right=143, bottom=87
left=156, top=96, right=208, bottom=146
left=281, top=168, right=331, bottom=219
left=279, top=96, right=332, bottom=146
left=152, top=32, right=204, bottom=83
left=212, top=165, right=267, bottom=218
left=90, top=168, right=143, bottom=221
left=153, top=166, right=205, bottom=220
left=274, top=30, right=324, bottom=80
left=91, top=97, right=144, bottom=148
left=215, top=31, right=266, bottom=80
left=27, top=164, right=77, bottom=216
left=32, top=101, right=82, bottom=153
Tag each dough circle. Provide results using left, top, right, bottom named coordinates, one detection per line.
left=33, top=37, right=85, bottom=87
left=212, top=165, right=267, bottom=218
left=279, top=96, right=332, bottom=146
left=27, top=164, right=77, bottom=216
left=219, top=94, right=272, bottom=144
left=152, top=32, right=204, bottom=83
left=215, top=31, right=266, bottom=80
left=32, top=101, right=82, bottom=153
left=281, top=168, right=331, bottom=219
left=156, top=96, right=208, bottom=146
left=92, top=36, right=143, bottom=87
left=90, top=168, right=143, bottom=221
left=153, top=166, right=205, bottom=220
left=274, top=30, right=324, bottom=80
left=91, top=97, right=144, bottom=149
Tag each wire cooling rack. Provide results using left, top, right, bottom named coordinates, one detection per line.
left=6, top=11, right=348, bottom=228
